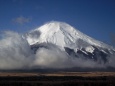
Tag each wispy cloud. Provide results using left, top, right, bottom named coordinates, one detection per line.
left=12, top=16, right=31, bottom=25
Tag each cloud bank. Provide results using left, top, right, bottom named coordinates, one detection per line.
left=0, top=31, right=33, bottom=69
left=0, top=31, right=115, bottom=70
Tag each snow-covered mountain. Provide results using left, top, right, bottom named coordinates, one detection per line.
left=26, top=21, right=112, bottom=48
left=25, top=21, right=115, bottom=63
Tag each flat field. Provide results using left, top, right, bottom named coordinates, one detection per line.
left=0, top=72, right=115, bottom=86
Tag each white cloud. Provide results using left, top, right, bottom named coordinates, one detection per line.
left=33, top=45, right=72, bottom=68
left=12, top=16, right=31, bottom=25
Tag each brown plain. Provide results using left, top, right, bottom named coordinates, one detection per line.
left=0, top=72, right=115, bottom=77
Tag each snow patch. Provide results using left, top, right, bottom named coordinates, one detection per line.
left=85, top=46, right=95, bottom=53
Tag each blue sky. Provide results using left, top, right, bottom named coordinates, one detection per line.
left=0, top=0, right=115, bottom=45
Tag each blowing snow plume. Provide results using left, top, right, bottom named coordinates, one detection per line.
left=0, top=21, right=115, bottom=70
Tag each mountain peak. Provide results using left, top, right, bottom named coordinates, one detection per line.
left=37, top=21, right=75, bottom=34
